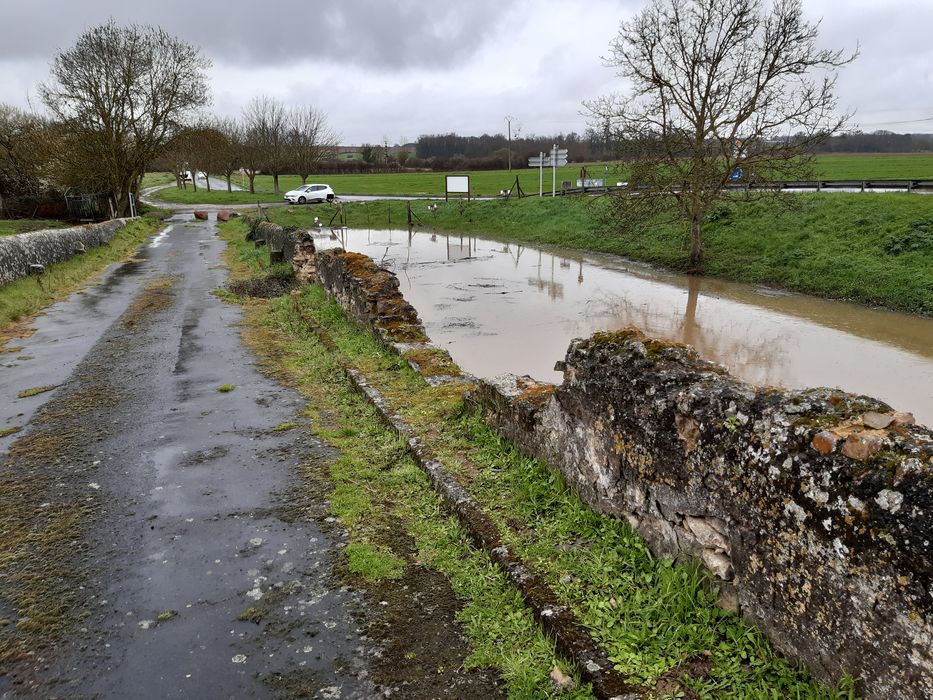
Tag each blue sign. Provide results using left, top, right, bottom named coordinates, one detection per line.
left=730, top=167, right=743, bottom=181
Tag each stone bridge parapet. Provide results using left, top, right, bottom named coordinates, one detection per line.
left=0, top=219, right=129, bottom=284
left=470, top=327, right=932, bottom=699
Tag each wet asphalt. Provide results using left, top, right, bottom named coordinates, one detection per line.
left=0, top=217, right=376, bottom=699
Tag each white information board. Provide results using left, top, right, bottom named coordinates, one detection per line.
left=446, top=176, right=470, bottom=193
left=445, top=175, right=471, bottom=201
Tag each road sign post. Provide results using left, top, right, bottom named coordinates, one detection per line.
left=549, top=145, right=568, bottom=197
left=530, top=147, right=566, bottom=197
left=529, top=153, right=548, bottom=196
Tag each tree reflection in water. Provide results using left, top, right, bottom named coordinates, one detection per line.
left=594, top=276, right=790, bottom=387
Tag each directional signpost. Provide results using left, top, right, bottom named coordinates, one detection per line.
left=529, top=152, right=548, bottom=196
left=551, top=145, right=567, bottom=196
left=529, top=144, right=568, bottom=197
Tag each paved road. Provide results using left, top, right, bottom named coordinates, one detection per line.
left=0, top=216, right=375, bottom=698
left=139, top=185, right=488, bottom=211
left=194, top=175, right=243, bottom=191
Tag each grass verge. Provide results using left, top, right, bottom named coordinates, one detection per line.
left=219, top=217, right=858, bottom=698
left=266, top=194, right=933, bottom=315
left=0, top=215, right=165, bottom=331
left=219, top=218, right=595, bottom=697
left=0, top=219, right=71, bottom=237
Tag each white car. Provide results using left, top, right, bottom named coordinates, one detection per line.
left=284, top=184, right=335, bottom=204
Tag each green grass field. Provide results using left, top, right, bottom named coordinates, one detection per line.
left=813, top=153, right=933, bottom=179
left=149, top=153, right=933, bottom=205
left=141, top=172, right=177, bottom=189
left=0, top=219, right=70, bottom=237
left=151, top=163, right=622, bottom=204
left=267, top=192, right=933, bottom=315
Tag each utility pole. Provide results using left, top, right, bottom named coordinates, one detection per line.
left=505, top=116, right=514, bottom=172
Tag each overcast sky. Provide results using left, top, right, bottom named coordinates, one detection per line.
left=1, top=0, right=931, bottom=144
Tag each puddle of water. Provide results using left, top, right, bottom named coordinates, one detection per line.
left=148, top=224, right=174, bottom=248
left=313, top=228, right=933, bottom=426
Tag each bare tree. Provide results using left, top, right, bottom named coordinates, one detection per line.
left=289, top=106, right=337, bottom=185
left=150, top=127, right=196, bottom=190
left=215, top=118, right=243, bottom=192
left=242, top=96, right=290, bottom=195
left=0, top=105, right=53, bottom=205
left=40, top=20, right=210, bottom=217
left=586, top=0, right=855, bottom=270
left=239, top=119, right=263, bottom=194
left=187, top=123, right=228, bottom=192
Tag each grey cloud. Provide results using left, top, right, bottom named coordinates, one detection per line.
left=1, top=0, right=931, bottom=142
left=0, top=0, right=506, bottom=70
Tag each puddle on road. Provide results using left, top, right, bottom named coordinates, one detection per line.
left=148, top=224, right=174, bottom=248
left=313, top=228, right=933, bottom=426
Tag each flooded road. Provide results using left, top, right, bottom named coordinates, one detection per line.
left=315, top=227, right=933, bottom=426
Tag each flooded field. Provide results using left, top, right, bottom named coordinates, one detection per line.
left=313, top=228, right=933, bottom=426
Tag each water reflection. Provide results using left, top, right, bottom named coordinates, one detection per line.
left=597, top=280, right=790, bottom=387
left=312, top=227, right=933, bottom=425
left=446, top=235, right=472, bottom=262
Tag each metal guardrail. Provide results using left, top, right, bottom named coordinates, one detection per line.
left=549, top=179, right=933, bottom=197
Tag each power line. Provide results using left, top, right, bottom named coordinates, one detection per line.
left=851, top=116, right=933, bottom=128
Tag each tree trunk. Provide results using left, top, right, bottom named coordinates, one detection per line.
left=248, top=173, right=255, bottom=194
left=689, top=215, right=704, bottom=271
left=114, top=190, right=132, bottom=218
left=300, top=174, right=308, bottom=185
left=226, top=176, right=232, bottom=193
left=191, top=175, right=197, bottom=192
left=205, top=174, right=211, bottom=192
left=176, top=175, right=182, bottom=189
left=273, top=173, right=280, bottom=194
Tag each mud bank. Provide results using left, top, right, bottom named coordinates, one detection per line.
left=302, top=243, right=932, bottom=700
left=0, top=219, right=130, bottom=283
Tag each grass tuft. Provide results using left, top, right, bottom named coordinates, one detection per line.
left=344, top=541, right=405, bottom=581
left=16, top=385, right=57, bottom=399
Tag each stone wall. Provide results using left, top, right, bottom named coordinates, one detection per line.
left=470, top=328, right=932, bottom=699
left=313, top=248, right=463, bottom=383
left=315, top=248, right=428, bottom=344
left=244, top=218, right=302, bottom=264
left=0, top=219, right=128, bottom=284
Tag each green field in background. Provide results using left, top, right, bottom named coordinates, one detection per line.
left=149, top=153, right=933, bottom=204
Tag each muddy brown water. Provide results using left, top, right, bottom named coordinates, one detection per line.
left=314, top=227, right=933, bottom=427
